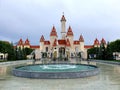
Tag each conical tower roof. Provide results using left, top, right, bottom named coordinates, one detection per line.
left=18, top=38, right=23, bottom=45
left=24, top=38, right=30, bottom=45
left=67, top=26, right=73, bottom=36
left=40, top=35, right=45, bottom=42
left=101, top=38, right=106, bottom=44
left=94, top=38, right=100, bottom=45
left=66, top=39, right=71, bottom=47
left=79, top=35, right=84, bottom=42
left=50, top=26, right=57, bottom=37
left=53, top=39, right=57, bottom=46
left=60, top=15, right=66, bottom=21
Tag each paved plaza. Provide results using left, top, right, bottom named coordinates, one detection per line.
left=0, top=59, right=120, bottom=90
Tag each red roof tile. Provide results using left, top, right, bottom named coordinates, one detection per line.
left=44, top=41, right=50, bottom=45
left=30, top=45, right=40, bottom=49
left=101, top=38, right=106, bottom=44
left=24, top=38, right=30, bottom=45
left=40, top=35, right=45, bottom=42
left=67, top=26, right=73, bottom=36
left=74, top=41, right=80, bottom=45
left=58, top=40, right=66, bottom=45
left=14, top=46, right=17, bottom=48
left=50, top=26, right=57, bottom=36
left=84, top=45, right=94, bottom=49
left=60, top=15, right=66, bottom=21
left=17, top=38, right=23, bottom=45
left=94, top=38, right=100, bottom=45
left=53, top=39, right=57, bottom=46
left=66, top=39, right=71, bottom=47
left=79, top=35, right=84, bottom=42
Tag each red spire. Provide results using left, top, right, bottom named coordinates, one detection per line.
left=18, top=38, right=23, bottom=45
left=79, top=35, right=84, bottom=42
left=24, top=38, right=30, bottom=45
left=40, top=35, right=45, bottom=42
left=67, top=26, right=73, bottom=36
left=60, top=15, right=66, bottom=21
left=53, top=39, right=57, bottom=46
left=94, top=38, right=100, bottom=45
left=101, top=38, right=106, bottom=44
left=50, top=26, right=57, bottom=36
left=66, top=39, right=71, bottom=47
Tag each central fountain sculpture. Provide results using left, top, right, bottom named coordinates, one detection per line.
left=12, top=62, right=99, bottom=79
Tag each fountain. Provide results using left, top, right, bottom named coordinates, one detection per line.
left=12, top=63, right=99, bottom=79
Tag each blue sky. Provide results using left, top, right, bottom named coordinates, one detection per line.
left=0, top=0, right=120, bottom=45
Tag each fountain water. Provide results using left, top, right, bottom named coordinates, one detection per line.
left=12, top=63, right=99, bottom=79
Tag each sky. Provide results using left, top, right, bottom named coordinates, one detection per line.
left=0, top=0, right=120, bottom=45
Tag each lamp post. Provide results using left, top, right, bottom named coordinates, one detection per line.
left=115, top=52, right=117, bottom=60
left=4, top=49, right=7, bottom=61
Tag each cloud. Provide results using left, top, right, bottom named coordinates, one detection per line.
left=0, top=0, right=120, bottom=45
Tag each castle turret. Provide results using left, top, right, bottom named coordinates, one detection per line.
left=40, top=35, right=45, bottom=52
left=79, top=34, right=84, bottom=51
left=101, top=38, right=107, bottom=48
left=61, top=14, right=66, bottom=39
left=94, top=38, right=100, bottom=47
left=17, top=38, right=23, bottom=49
left=66, top=26, right=74, bottom=55
left=50, top=26, right=57, bottom=48
left=67, top=26, right=74, bottom=49
left=24, top=38, right=30, bottom=48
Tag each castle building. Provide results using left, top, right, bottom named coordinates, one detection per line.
left=16, top=14, right=107, bottom=59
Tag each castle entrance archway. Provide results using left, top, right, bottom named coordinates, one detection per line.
left=59, top=47, right=65, bottom=57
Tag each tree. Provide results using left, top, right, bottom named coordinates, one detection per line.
left=16, top=47, right=27, bottom=60
left=7, top=43, right=16, bottom=60
left=24, top=48, right=33, bottom=55
left=87, top=47, right=99, bottom=59
left=105, top=42, right=113, bottom=60
left=98, top=43, right=106, bottom=60
left=110, top=39, right=120, bottom=52
left=0, top=41, right=16, bottom=60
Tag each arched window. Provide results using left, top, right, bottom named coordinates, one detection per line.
left=46, top=47, right=48, bottom=52
left=75, top=47, right=78, bottom=52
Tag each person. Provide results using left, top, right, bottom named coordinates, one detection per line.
left=33, top=53, right=36, bottom=64
left=87, top=59, right=90, bottom=64
left=33, top=53, right=35, bottom=60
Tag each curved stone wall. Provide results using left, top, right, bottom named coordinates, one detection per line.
left=12, top=64, right=100, bottom=79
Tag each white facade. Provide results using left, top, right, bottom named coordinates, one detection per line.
left=38, top=15, right=87, bottom=59
left=0, top=52, right=8, bottom=60
left=16, top=15, right=107, bottom=60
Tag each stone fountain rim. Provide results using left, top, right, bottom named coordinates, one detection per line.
left=12, top=63, right=100, bottom=79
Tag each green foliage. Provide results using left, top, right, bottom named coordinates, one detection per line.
left=109, top=39, right=120, bottom=52
left=59, top=53, right=63, bottom=61
left=87, top=47, right=99, bottom=59
left=105, top=42, right=113, bottom=60
left=88, top=47, right=99, bottom=54
left=15, top=47, right=33, bottom=60
left=24, top=48, right=33, bottom=55
left=98, top=43, right=106, bottom=60
left=0, top=41, right=16, bottom=60
left=87, top=43, right=110, bottom=60
left=78, top=52, right=81, bottom=58
left=7, top=43, right=16, bottom=60
left=88, top=40, right=120, bottom=60
left=0, top=41, right=34, bottom=61
left=42, top=52, right=47, bottom=58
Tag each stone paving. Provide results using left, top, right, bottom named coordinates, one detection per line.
left=0, top=59, right=120, bottom=90
left=0, top=60, right=33, bottom=66
left=92, top=59, right=120, bottom=65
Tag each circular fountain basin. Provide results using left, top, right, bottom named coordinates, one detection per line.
left=12, top=64, right=100, bottom=79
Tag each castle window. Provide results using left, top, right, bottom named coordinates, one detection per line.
left=75, top=47, right=78, bottom=52
left=46, top=47, right=48, bottom=52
